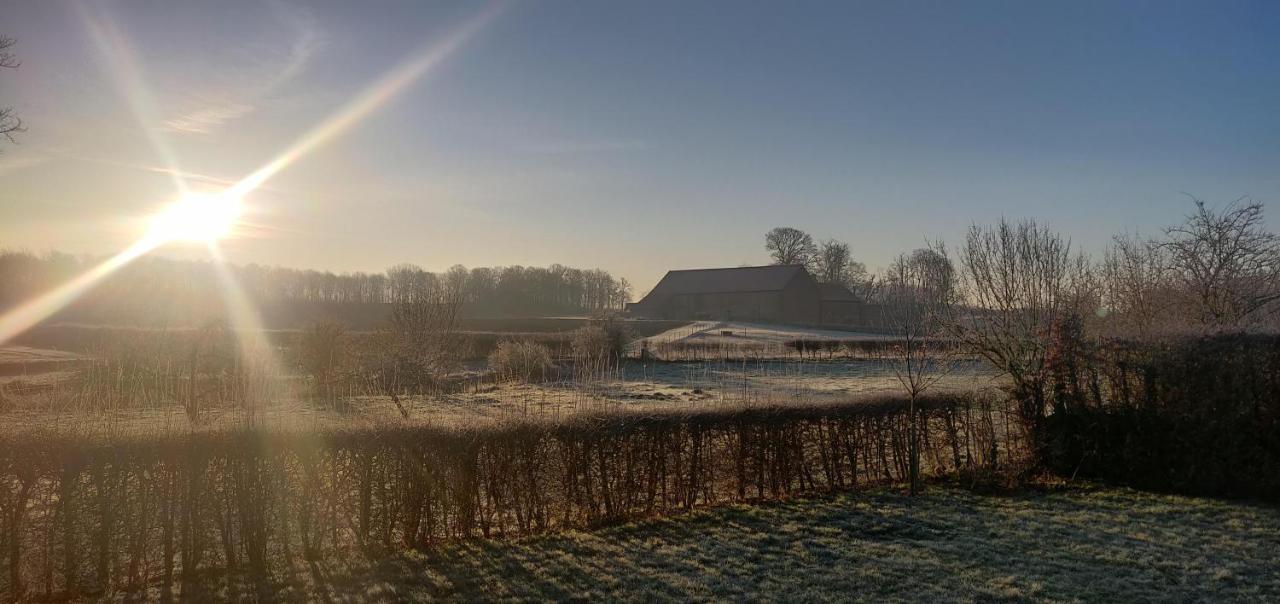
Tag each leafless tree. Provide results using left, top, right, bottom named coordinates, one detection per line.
left=811, top=239, right=852, bottom=283
left=1101, top=233, right=1171, bottom=337
left=0, top=36, right=23, bottom=145
left=905, top=247, right=955, bottom=303
left=368, top=272, right=466, bottom=418
left=299, top=321, right=347, bottom=403
left=765, top=227, right=817, bottom=266
left=1159, top=198, right=1280, bottom=329
left=952, top=219, right=1095, bottom=451
left=880, top=243, right=958, bottom=495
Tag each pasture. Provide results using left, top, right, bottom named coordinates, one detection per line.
left=0, top=321, right=997, bottom=437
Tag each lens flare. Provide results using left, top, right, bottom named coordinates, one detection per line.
left=226, top=2, right=504, bottom=199
left=76, top=1, right=189, bottom=196
left=0, top=238, right=160, bottom=344
left=0, top=2, right=505, bottom=347
left=149, top=191, right=243, bottom=243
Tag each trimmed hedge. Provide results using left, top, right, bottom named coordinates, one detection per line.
left=1044, top=334, right=1280, bottom=499
left=0, top=394, right=1015, bottom=599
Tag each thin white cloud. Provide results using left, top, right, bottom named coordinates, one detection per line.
left=163, top=102, right=256, bottom=135
left=163, top=1, right=325, bottom=135
left=0, top=152, right=52, bottom=177
left=520, top=139, right=651, bottom=154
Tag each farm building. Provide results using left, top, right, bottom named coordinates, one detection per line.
left=628, top=265, right=836, bottom=324
left=817, top=282, right=862, bottom=324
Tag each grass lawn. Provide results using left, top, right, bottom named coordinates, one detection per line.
left=187, top=485, right=1280, bottom=602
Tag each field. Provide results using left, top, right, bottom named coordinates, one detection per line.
left=176, top=485, right=1280, bottom=601
left=0, top=321, right=1000, bottom=436
left=0, top=357, right=999, bottom=435
left=3, top=321, right=1271, bottom=602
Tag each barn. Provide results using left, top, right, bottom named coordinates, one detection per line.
left=817, top=282, right=861, bottom=324
left=626, top=265, right=823, bottom=324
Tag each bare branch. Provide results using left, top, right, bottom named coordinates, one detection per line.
left=0, top=36, right=21, bottom=147
left=0, top=36, right=19, bottom=69
left=1157, top=197, right=1280, bottom=328
left=764, top=227, right=817, bottom=266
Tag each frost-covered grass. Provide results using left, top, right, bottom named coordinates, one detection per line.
left=184, top=485, right=1280, bottom=602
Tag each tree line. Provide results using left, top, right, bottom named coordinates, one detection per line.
left=0, top=251, right=632, bottom=326
left=764, top=197, right=1280, bottom=333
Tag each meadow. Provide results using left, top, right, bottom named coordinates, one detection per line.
left=0, top=320, right=996, bottom=436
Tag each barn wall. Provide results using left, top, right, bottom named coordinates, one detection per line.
left=666, top=291, right=781, bottom=321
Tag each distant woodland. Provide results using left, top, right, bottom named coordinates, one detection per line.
left=0, top=251, right=632, bottom=328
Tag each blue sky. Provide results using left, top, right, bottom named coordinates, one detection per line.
left=1, top=0, right=1277, bottom=292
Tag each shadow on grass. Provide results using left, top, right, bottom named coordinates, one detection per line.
left=170, top=486, right=1280, bottom=602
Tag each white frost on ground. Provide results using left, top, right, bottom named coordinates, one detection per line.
left=0, top=345, right=84, bottom=364
left=643, top=321, right=899, bottom=346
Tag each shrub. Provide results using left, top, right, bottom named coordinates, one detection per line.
left=571, top=326, right=609, bottom=360
left=1042, top=334, right=1280, bottom=499
left=489, top=340, right=554, bottom=382
left=571, top=315, right=635, bottom=377
left=298, top=321, right=347, bottom=399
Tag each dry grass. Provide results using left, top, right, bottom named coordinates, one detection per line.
left=1, top=351, right=1000, bottom=437
left=171, top=485, right=1280, bottom=602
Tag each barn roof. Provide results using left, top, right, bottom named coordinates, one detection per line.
left=818, top=283, right=858, bottom=301
left=643, top=265, right=808, bottom=298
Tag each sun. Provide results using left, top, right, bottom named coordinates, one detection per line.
left=149, top=191, right=243, bottom=243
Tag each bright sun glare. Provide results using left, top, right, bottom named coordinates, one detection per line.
left=149, top=191, right=243, bottom=243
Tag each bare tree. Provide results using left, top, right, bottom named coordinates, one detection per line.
left=952, top=219, right=1095, bottom=453
left=905, top=248, right=955, bottom=303
left=299, top=321, right=347, bottom=404
left=368, top=272, right=466, bottom=418
left=1159, top=198, right=1280, bottom=329
left=810, top=239, right=876, bottom=299
left=1101, top=233, right=1170, bottom=337
left=0, top=36, right=23, bottom=145
left=811, top=239, right=851, bottom=283
left=880, top=243, right=958, bottom=496
left=765, top=227, right=817, bottom=266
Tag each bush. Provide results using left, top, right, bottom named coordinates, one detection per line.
left=489, top=340, right=554, bottom=382
left=298, top=321, right=347, bottom=399
left=571, top=315, right=635, bottom=377
left=571, top=325, right=609, bottom=360
left=1042, top=334, right=1280, bottom=499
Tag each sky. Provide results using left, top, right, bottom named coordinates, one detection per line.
left=1, top=0, right=1278, bottom=294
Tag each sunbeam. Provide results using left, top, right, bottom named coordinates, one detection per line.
left=0, top=2, right=504, bottom=347
left=0, top=237, right=160, bottom=344
left=76, top=1, right=189, bottom=195
left=207, top=243, right=288, bottom=397
left=227, top=2, right=505, bottom=198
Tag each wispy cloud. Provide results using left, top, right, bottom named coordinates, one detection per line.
left=162, top=103, right=257, bottom=135
left=0, top=152, right=52, bottom=177
left=520, top=139, right=651, bottom=154
left=43, top=149, right=292, bottom=196
left=163, top=1, right=324, bottom=135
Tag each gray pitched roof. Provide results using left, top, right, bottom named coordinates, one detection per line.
left=818, top=283, right=858, bottom=302
left=643, top=265, right=807, bottom=298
